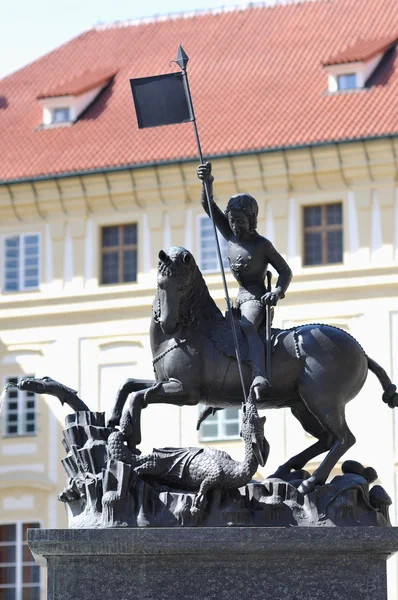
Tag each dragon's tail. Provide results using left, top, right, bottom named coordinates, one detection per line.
left=367, top=356, right=398, bottom=408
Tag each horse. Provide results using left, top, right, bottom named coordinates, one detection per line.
left=108, top=246, right=398, bottom=495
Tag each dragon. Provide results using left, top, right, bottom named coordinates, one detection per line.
left=108, top=390, right=269, bottom=514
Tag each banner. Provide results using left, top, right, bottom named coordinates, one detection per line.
left=130, top=72, right=193, bottom=129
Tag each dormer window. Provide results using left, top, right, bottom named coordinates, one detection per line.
left=337, top=73, right=357, bottom=91
left=323, top=36, right=398, bottom=93
left=37, top=69, right=116, bottom=127
left=53, top=107, right=70, bottom=123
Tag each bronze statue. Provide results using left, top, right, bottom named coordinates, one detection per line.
left=108, top=246, right=398, bottom=495
left=107, top=389, right=268, bottom=515
left=197, top=162, right=292, bottom=398
left=7, top=376, right=392, bottom=527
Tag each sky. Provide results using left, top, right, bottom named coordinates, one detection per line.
left=0, top=0, right=250, bottom=79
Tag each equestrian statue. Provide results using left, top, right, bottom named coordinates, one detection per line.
left=108, top=244, right=398, bottom=495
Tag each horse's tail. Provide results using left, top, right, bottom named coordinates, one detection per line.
left=367, top=356, right=398, bottom=408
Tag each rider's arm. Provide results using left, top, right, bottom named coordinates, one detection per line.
left=264, top=240, right=293, bottom=299
left=200, top=184, right=232, bottom=241
left=198, top=163, right=231, bottom=241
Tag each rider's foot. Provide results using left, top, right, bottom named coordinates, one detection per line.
left=252, top=375, right=271, bottom=400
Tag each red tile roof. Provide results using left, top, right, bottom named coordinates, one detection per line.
left=37, top=69, right=117, bottom=98
left=1, top=0, right=398, bottom=182
left=323, top=35, right=398, bottom=66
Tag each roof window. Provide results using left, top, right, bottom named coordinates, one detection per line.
left=337, top=73, right=357, bottom=91
left=37, top=69, right=116, bottom=127
left=53, top=107, right=70, bottom=123
left=323, top=36, right=398, bottom=93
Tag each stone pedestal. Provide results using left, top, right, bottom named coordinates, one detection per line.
left=29, top=527, right=398, bottom=600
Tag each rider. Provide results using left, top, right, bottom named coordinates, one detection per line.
left=197, top=162, right=292, bottom=398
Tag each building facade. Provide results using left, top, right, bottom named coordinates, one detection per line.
left=1, top=1, right=398, bottom=598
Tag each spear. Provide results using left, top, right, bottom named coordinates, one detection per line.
left=130, top=46, right=247, bottom=402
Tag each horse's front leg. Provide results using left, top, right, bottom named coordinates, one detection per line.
left=121, top=379, right=199, bottom=453
left=108, top=378, right=155, bottom=427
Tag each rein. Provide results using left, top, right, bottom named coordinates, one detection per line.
left=152, top=338, right=187, bottom=366
left=152, top=281, right=188, bottom=366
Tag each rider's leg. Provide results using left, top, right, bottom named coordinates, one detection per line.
left=240, top=301, right=269, bottom=398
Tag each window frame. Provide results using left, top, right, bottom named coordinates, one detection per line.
left=1, top=374, right=37, bottom=438
left=198, top=406, right=241, bottom=442
left=197, top=214, right=229, bottom=274
left=99, top=223, right=138, bottom=286
left=1, top=233, right=41, bottom=293
left=52, top=107, right=70, bottom=123
left=302, top=202, right=343, bottom=267
left=0, top=520, right=42, bottom=600
left=337, top=73, right=357, bottom=91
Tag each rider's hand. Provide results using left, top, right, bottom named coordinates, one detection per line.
left=197, top=162, right=214, bottom=184
left=261, top=287, right=283, bottom=306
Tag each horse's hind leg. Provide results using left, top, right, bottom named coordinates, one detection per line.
left=297, top=382, right=356, bottom=495
left=272, top=404, right=334, bottom=478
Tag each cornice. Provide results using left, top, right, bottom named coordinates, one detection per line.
left=0, top=137, right=397, bottom=224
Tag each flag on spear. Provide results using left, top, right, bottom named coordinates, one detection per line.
left=130, top=72, right=193, bottom=129
left=129, top=46, right=248, bottom=403
left=130, top=46, right=192, bottom=129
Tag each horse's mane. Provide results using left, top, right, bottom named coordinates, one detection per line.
left=179, top=265, right=223, bottom=329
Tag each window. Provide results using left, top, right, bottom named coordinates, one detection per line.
left=52, top=107, right=70, bottom=123
left=100, top=224, right=138, bottom=285
left=2, top=376, right=36, bottom=437
left=2, top=234, right=40, bottom=292
left=337, top=73, right=357, bottom=90
left=0, top=522, right=41, bottom=600
left=303, top=203, right=343, bottom=266
left=199, top=406, right=241, bottom=441
left=198, top=215, right=229, bottom=272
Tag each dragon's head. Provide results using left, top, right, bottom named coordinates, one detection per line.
left=18, top=377, right=50, bottom=394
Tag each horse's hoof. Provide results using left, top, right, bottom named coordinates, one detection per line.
left=298, top=476, right=318, bottom=495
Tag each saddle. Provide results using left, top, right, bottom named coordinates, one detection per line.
left=202, top=309, right=279, bottom=363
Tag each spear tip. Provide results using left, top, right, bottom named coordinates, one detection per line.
left=175, top=45, right=189, bottom=70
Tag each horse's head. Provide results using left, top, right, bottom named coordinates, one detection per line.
left=156, top=247, right=198, bottom=335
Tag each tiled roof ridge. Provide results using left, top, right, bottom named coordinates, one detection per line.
left=94, top=0, right=324, bottom=30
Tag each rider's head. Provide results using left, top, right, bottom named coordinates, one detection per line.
left=225, top=193, right=258, bottom=232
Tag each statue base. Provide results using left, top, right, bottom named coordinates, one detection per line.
left=29, top=527, right=398, bottom=600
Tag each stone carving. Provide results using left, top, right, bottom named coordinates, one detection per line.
left=108, top=246, right=398, bottom=495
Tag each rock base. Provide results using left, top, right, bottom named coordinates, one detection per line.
left=59, top=412, right=392, bottom=528
left=29, top=528, right=398, bottom=600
